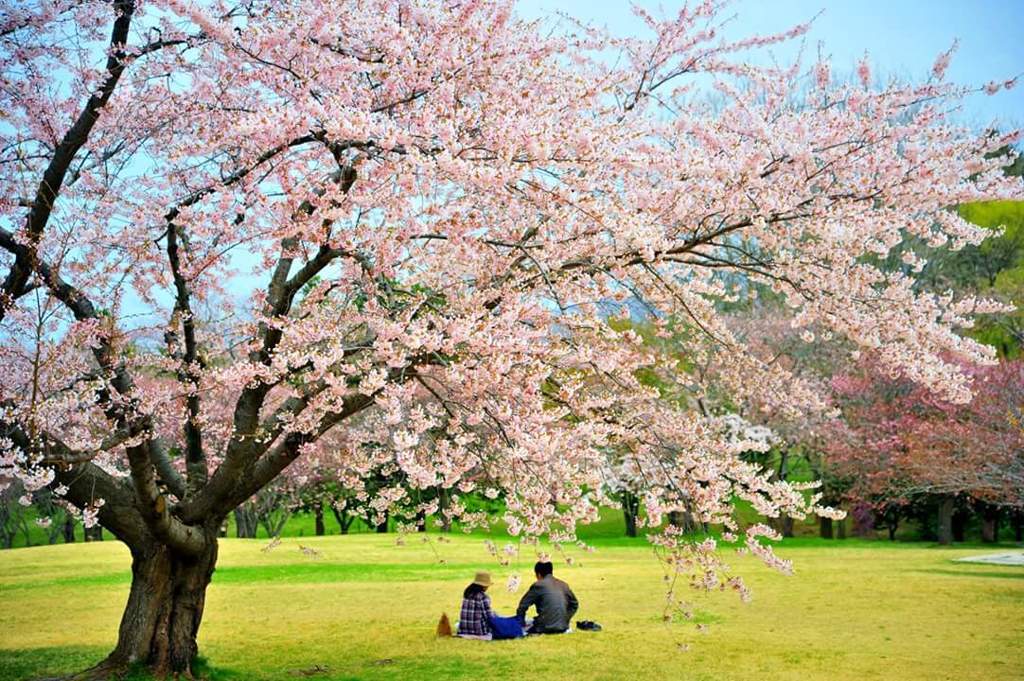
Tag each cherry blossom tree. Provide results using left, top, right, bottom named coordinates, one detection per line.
left=0, top=0, right=1021, bottom=676
left=717, top=309, right=840, bottom=537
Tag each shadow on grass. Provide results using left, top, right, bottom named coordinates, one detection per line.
left=0, top=643, right=109, bottom=679
left=213, top=561, right=480, bottom=585
left=0, top=648, right=253, bottom=681
left=0, top=646, right=104, bottom=681
left=5, top=561, right=486, bottom=592
left=0, top=642, right=507, bottom=681
left=912, top=568, right=1024, bottom=580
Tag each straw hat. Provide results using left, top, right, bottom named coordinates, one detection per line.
left=472, top=571, right=493, bottom=587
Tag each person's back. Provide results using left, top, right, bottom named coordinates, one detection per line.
left=516, top=561, right=579, bottom=634
left=458, top=573, right=495, bottom=639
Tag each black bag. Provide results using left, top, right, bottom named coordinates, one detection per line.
left=576, top=620, right=602, bottom=631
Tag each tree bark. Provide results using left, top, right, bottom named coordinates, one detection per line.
left=234, top=506, right=256, bottom=538
left=1014, top=512, right=1023, bottom=543
left=936, top=496, right=954, bottom=545
left=84, top=525, right=103, bottom=542
left=883, top=507, right=900, bottom=541
left=438, top=487, right=452, bottom=533
left=669, top=509, right=703, bottom=533
left=415, top=508, right=427, bottom=532
left=375, top=511, right=389, bottom=534
left=257, top=507, right=291, bottom=538
left=819, top=516, right=833, bottom=539
left=331, top=506, right=353, bottom=535
left=981, top=506, right=1000, bottom=544
left=622, top=491, right=639, bottom=538
left=837, top=517, right=847, bottom=539
left=63, top=516, right=76, bottom=543
left=952, top=508, right=967, bottom=543
left=0, top=495, right=15, bottom=549
left=314, top=503, right=325, bottom=536
left=80, top=538, right=218, bottom=679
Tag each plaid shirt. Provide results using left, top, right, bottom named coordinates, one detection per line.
left=458, top=591, right=493, bottom=637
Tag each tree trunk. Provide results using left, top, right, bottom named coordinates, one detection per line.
left=1014, top=512, right=1023, bottom=543
left=331, top=507, right=353, bottom=535
left=937, top=496, right=954, bottom=545
left=0, top=500, right=13, bottom=549
left=415, top=508, right=427, bottom=532
left=84, top=524, right=103, bottom=542
left=624, top=509, right=637, bottom=538
left=314, top=503, right=325, bottom=536
left=837, top=518, right=847, bottom=539
left=234, top=506, right=256, bottom=538
left=259, top=509, right=291, bottom=538
left=669, top=508, right=704, bottom=534
left=952, top=508, right=967, bottom=543
left=777, top=515, right=795, bottom=538
left=622, top=491, right=639, bottom=538
left=819, top=516, right=833, bottom=539
left=63, top=515, right=76, bottom=543
left=438, top=487, right=452, bottom=533
left=82, top=539, right=218, bottom=679
left=375, top=511, right=389, bottom=534
left=981, top=507, right=1000, bottom=544
left=885, top=508, right=899, bottom=541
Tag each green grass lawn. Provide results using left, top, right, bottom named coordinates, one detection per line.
left=1, top=533, right=1022, bottom=681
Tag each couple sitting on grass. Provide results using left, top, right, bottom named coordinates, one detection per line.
left=457, top=561, right=579, bottom=640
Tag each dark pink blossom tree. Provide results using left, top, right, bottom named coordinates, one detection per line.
left=826, top=358, right=1024, bottom=543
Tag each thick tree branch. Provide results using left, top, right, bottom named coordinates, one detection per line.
left=53, top=461, right=151, bottom=548
left=165, top=133, right=322, bottom=220
left=243, top=392, right=376, bottom=505
left=1, top=416, right=150, bottom=548
left=0, top=225, right=206, bottom=554
left=0, top=0, right=137, bottom=320
left=179, top=164, right=360, bottom=522
left=149, top=438, right=188, bottom=500
left=165, top=223, right=207, bottom=493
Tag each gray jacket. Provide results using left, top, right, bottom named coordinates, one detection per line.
left=516, top=575, right=579, bottom=633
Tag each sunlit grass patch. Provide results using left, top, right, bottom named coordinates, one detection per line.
left=1, top=535, right=1022, bottom=680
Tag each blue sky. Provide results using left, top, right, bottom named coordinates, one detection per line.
left=518, top=0, right=1024, bottom=127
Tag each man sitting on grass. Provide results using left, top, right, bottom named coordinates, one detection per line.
left=516, top=561, right=579, bottom=634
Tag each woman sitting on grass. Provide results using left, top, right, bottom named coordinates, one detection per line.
left=457, top=571, right=496, bottom=639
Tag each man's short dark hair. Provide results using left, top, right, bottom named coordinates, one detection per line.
left=534, top=561, right=554, bottom=577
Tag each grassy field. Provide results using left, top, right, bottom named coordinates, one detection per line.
left=1, top=533, right=1022, bottom=681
